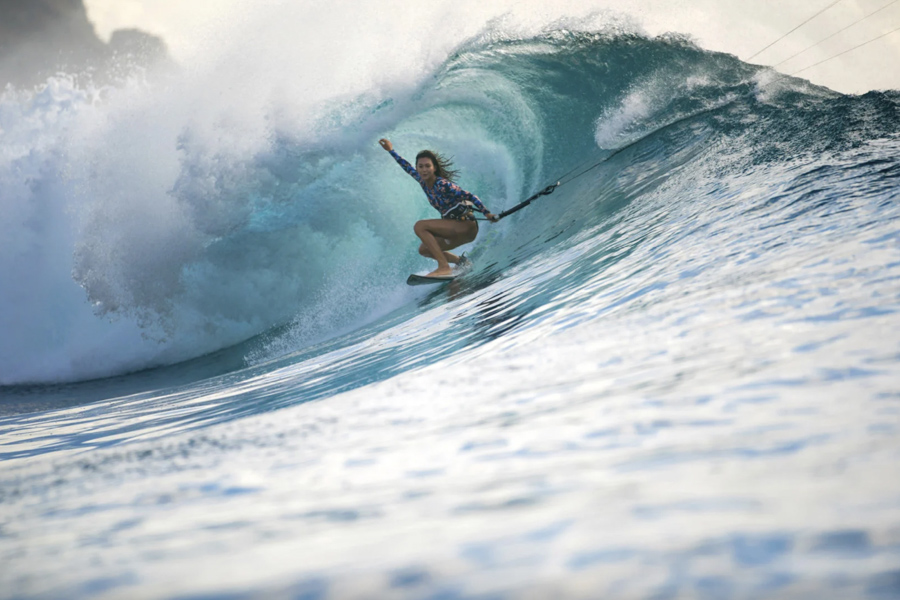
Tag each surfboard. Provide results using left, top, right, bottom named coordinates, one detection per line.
left=407, top=274, right=455, bottom=286
left=406, top=254, right=471, bottom=286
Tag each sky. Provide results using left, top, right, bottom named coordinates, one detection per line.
left=83, top=0, right=900, bottom=95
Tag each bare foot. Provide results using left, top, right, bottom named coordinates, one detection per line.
left=427, top=267, right=454, bottom=278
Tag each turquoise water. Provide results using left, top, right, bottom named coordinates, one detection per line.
left=2, top=30, right=900, bottom=599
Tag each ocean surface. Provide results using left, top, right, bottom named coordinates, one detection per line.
left=2, top=25, right=900, bottom=599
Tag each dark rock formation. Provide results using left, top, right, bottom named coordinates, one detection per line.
left=0, top=0, right=170, bottom=90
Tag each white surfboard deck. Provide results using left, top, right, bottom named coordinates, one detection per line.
left=406, top=274, right=456, bottom=286
left=406, top=254, right=472, bottom=286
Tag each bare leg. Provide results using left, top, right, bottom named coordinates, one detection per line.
left=413, top=219, right=477, bottom=277
left=418, top=244, right=461, bottom=264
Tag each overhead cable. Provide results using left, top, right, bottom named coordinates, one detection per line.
left=774, top=0, right=900, bottom=67
left=747, top=0, right=846, bottom=61
left=791, top=23, right=900, bottom=74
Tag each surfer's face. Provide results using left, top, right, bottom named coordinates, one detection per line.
left=416, top=157, right=435, bottom=180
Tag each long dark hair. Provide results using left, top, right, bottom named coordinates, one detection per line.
left=416, top=150, right=459, bottom=182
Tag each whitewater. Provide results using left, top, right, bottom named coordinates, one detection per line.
left=2, top=6, right=900, bottom=599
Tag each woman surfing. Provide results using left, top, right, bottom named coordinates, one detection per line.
left=379, top=138, right=497, bottom=280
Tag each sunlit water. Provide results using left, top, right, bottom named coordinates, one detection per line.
left=2, top=28, right=900, bottom=599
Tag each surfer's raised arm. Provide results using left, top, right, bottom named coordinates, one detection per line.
left=379, top=138, right=423, bottom=184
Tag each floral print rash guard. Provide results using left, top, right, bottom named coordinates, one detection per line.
left=389, top=150, right=490, bottom=221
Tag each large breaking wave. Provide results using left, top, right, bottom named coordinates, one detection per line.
left=1, top=23, right=898, bottom=385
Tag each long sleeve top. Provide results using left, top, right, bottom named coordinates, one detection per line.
left=389, top=149, right=490, bottom=221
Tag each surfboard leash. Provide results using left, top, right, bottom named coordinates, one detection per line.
left=493, top=182, right=561, bottom=220
left=475, top=144, right=622, bottom=222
